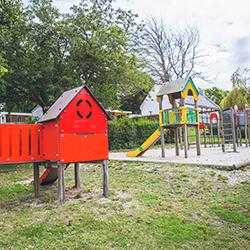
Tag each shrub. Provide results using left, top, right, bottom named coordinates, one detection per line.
left=108, top=117, right=174, bottom=150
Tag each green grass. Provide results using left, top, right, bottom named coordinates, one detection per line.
left=0, top=162, right=249, bottom=249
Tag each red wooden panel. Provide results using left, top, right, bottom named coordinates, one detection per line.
left=10, top=126, right=19, bottom=161
left=1, top=125, right=10, bottom=162
left=0, top=124, right=42, bottom=164
left=59, top=133, right=108, bottom=163
left=41, top=121, right=59, bottom=161
left=59, top=88, right=108, bottom=134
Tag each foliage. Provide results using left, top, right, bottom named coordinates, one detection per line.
left=220, top=67, right=250, bottom=110
left=108, top=117, right=174, bottom=150
left=0, top=0, right=152, bottom=111
left=0, top=54, right=8, bottom=76
left=231, top=67, right=250, bottom=104
left=0, top=162, right=249, bottom=249
left=204, top=87, right=227, bottom=105
left=220, top=87, right=249, bottom=110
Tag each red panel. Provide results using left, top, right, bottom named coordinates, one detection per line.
left=59, top=133, right=108, bottom=163
left=40, top=121, right=59, bottom=161
left=59, top=88, right=108, bottom=134
left=210, top=113, right=218, bottom=121
left=0, top=124, right=43, bottom=164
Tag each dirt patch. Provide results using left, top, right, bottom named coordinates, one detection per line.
left=0, top=179, right=8, bottom=186
left=65, top=187, right=92, bottom=200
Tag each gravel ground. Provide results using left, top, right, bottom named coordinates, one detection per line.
left=220, top=166, right=250, bottom=185
left=109, top=146, right=250, bottom=170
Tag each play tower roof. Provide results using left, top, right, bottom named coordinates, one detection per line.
left=156, top=77, right=199, bottom=101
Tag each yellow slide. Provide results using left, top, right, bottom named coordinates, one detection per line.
left=126, top=127, right=168, bottom=157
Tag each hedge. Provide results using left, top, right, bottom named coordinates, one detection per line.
left=108, top=117, right=174, bottom=150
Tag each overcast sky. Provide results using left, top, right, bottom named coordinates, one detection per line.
left=23, top=0, right=250, bottom=90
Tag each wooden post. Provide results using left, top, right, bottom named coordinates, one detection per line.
left=102, top=160, right=109, bottom=198
left=187, top=127, right=190, bottom=150
left=158, top=96, right=165, bottom=158
left=217, top=116, right=220, bottom=146
left=231, top=108, right=237, bottom=152
left=74, top=163, right=80, bottom=189
left=204, top=126, right=207, bottom=148
left=33, top=163, right=40, bottom=198
left=183, top=124, right=188, bottom=158
left=174, top=127, right=179, bottom=156
left=210, top=117, right=214, bottom=147
left=220, top=110, right=225, bottom=152
left=179, top=127, right=183, bottom=150
left=194, top=100, right=201, bottom=156
left=244, top=110, right=248, bottom=147
left=58, top=163, right=65, bottom=204
left=239, top=127, right=242, bottom=146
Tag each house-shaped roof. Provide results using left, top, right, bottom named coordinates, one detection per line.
left=157, top=77, right=199, bottom=101
left=140, top=84, right=220, bottom=116
left=39, top=85, right=111, bottom=123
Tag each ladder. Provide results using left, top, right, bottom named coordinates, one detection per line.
left=221, top=109, right=237, bottom=152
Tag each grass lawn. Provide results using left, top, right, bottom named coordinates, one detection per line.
left=0, top=162, right=249, bottom=249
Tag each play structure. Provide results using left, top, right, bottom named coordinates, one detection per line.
left=127, top=77, right=201, bottom=158
left=127, top=77, right=250, bottom=158
left=220, top=107, right=250, bottom=152
left=0, top=85, right=110, bottom=204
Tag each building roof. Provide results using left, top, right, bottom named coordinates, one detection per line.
left=39, top=85, right=111, bottom=123
left=156, top=77, right=199, bottom=100
left=185, top=92, right=221, bottom=110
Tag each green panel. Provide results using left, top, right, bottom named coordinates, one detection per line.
left=186, top=108, right=197, bottom=123
left=161, top=108, right=197, bottom=126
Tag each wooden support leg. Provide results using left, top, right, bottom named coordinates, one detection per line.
left=102, top=160, right=109, bottom=198
left=160, top=127, right=165, bottom=158
left=187, top=127, right=190, bottom=150
left=74, top=163, right=80, bottom=189
left=239, top=127, right=242, bottom=146
left=174, top=128, right=179, bottom=156
left=195, top=125, right=201, bottom=156
left=33, top=163, right=40, bottom=198
left=183, top=124, right=188, bottom=158
left=204, top=128, right=207, bottom=148
left=217, top=119, right=221, bottom=147
left=231, top=109, right=237, bottom=152
left=244, top=115, right=248, bottom=147
left=179, top=127, right=183, bottom=150
left=58, top=164, right=65, bottom=204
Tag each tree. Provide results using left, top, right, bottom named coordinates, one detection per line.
left=220, top=88, right=248, bottom=110
left=0, top=0, right=152, bottom=112
left=231, top=67, right=250, bottom=103
left=144, top=18, right=204, bottom=84
left=204, top=87, right=227, bottom=105
left=65, top=0, right=152, bottom=108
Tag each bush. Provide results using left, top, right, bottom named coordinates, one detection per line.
left=108, top=117, right=174, bottom=150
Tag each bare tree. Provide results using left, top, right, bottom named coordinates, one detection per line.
left=144, top=18, right=204, bottom=84
left=231, top=67, right=250, bottom=89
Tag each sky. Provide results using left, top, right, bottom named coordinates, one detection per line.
left=22, top=0, right=250, bottom=90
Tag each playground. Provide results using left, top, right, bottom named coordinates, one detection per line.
left=0, top=78, right=249, bottom=249
left=1, top=1, right=250, bottom=249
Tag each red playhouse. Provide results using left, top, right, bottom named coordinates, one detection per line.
left=0, top=85, right=111, bottom=204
